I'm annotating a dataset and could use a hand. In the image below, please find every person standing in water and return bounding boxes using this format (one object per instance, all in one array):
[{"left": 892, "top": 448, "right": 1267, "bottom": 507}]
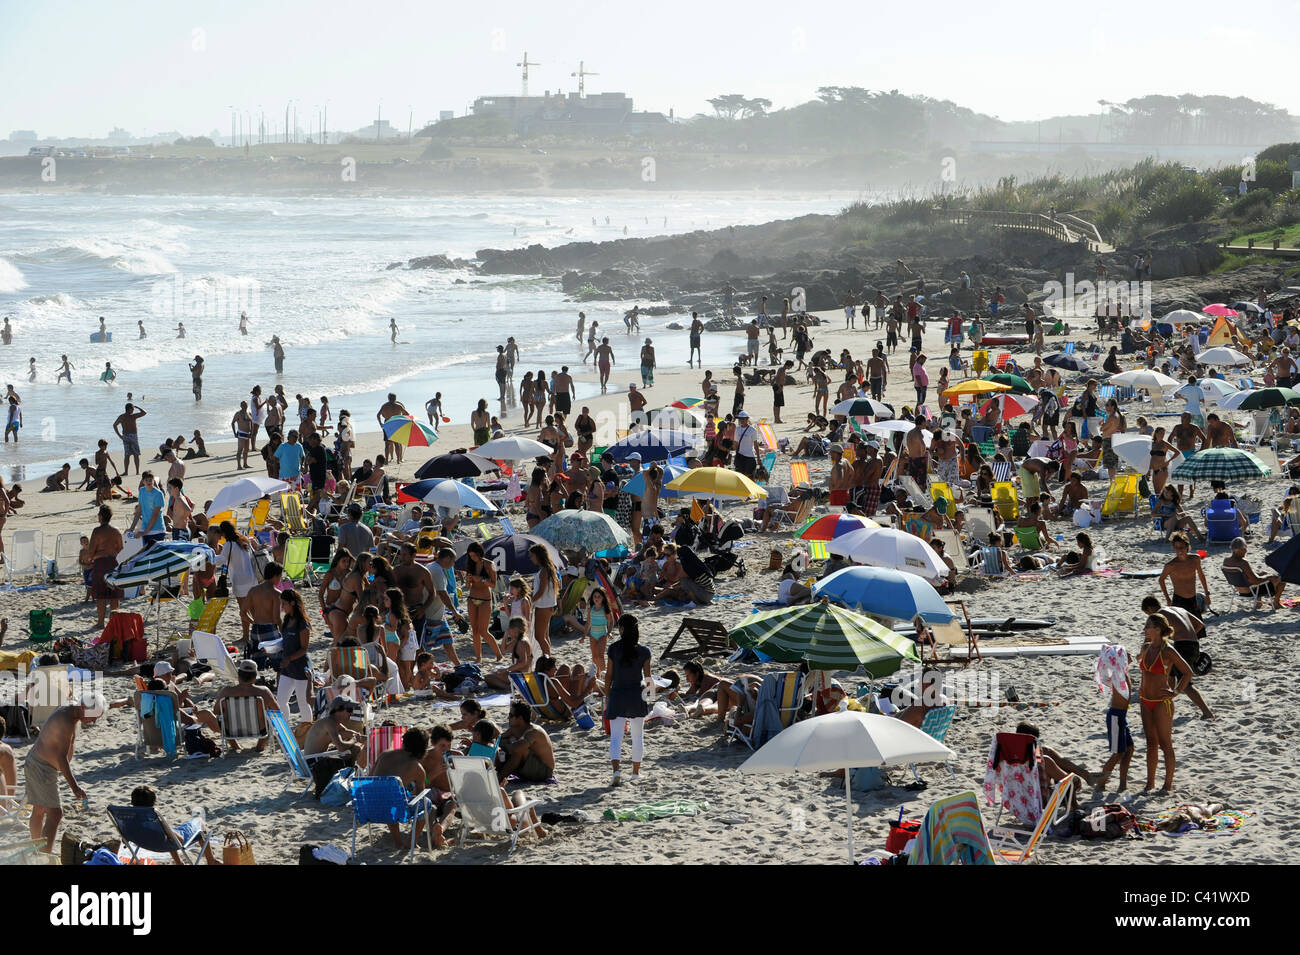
[
  {"left": 688, "top": 311, "right": 704, "bottom": 368},
  {"left": 270, "top": 336, "right": 285, "bottom": 374},
  {"left": 239, "top": 311, "right": 249, "bottom": 336},
  {"left": 137, "top": 320, "right": 146, "bottom": 339},
  {"left": 494, "top": 346, "right": 510, "bottom": 403},
  {"left": 390, "top": 318, "right": 398, "bottom": 343},
  {"left": 189, "top": 355, "right": 204, "bottom": 402},
  {"left": 2, "top": 316, "right": 11, "bottom": 344},
  {"left": 100, "top": 362, "right": 116, "bottom": 384},
  {"left": 576, "top": 311, "right": 586, "bottom": 345},
  {"left": 595, "top": 338, "right": 615, "bottom": 395},
  {"left": 176, "top": 321, "right": 186, "bottom": 338},
  {"left": 56, "top": 354, "right": 74, "bottom": 383},
  {"left": 27, "top": 358, "right": 36, "bottom": 382}
]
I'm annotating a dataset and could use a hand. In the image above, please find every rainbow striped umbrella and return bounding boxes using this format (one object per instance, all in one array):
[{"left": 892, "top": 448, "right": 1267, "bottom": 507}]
[
  {"left": 671, "top": 397, "right": 706, "bottom": 409},
  {"left": 382, "top": 416, "right": 439, "bottom": 448},
  {"left": 798, "top": 513, "right": 880, "bottom": 541}
]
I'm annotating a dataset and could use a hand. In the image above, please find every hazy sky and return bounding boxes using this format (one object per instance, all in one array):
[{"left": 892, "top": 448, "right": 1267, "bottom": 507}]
[{"left": 3, "top": 0, "right": 1299, "bottom": 138}]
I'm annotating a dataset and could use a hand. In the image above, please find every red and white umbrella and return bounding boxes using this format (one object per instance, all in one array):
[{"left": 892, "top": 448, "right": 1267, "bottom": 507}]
[{"left": 978, "top": 393, "right": 1039, "bottom": 419}]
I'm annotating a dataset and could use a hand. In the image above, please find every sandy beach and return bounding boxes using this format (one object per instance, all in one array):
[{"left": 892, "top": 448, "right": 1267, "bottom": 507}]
[{"left": 2, "top": 308, "right": 1295, "bottom": 866}]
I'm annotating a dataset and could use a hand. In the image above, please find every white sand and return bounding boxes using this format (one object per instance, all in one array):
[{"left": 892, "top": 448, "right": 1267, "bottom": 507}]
[{"left": 3, "top": 310, "right": 1295, "bottom": 864}]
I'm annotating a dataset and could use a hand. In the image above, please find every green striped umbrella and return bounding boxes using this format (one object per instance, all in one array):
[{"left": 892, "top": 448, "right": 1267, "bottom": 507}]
[
  {"left": 730, "top": 599, "right": 920, "bottom": 676},
  {"left": 1170, "top": 447, "right": 1271, "bottom": 482}
]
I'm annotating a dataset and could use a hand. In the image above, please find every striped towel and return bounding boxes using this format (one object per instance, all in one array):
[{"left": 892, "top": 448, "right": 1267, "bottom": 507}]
[{"left": 908, "top": 791, "right": 995, "bottom": 865}]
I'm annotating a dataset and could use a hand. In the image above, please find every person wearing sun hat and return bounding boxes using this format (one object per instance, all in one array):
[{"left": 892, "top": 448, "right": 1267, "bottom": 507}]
[{"left": 733, "top": 410, "right": 759, "bottom": 478}]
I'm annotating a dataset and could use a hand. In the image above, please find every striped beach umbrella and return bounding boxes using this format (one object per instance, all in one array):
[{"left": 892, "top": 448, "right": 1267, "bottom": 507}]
[
  {"left": 382, "top": 416, "right": 439, "bottom": 448},
  {"left": 978, "top": 393, "right": 1039, "bottom": 419},
  {"left": 107, "top": 542, "right": 216, "bottom": 588},
  {"left": 1170, "top": 447, "right": 1271, "bottom": 482},
  {"left": 729, "top": 599, "right": 920, "bottom": 674},
  {"left": 670, "top": 397, "right": 706, "bottom": 409}
]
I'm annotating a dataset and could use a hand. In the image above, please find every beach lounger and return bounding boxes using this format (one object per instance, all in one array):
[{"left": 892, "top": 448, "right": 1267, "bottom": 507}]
[
  {"left": 510, "top": 672, "right": 569, "bottom": 722},
  {"left": 1221, "top": 565, "right": 1276, "bottom": 612},
  {"left": 191, "top": 596, "right": 228, "bottom": 637},
  {"left": 807, "top": 540, "right": 829, "bottom": 561},
  {"left": 1101, "top": 474, "right": 1139, "bottom": 518},
  {"left": 218, "top": 696, "right": 270, "bottom": 749},
  {"left": 279, "top": 493, "right": 308, "bottom": 535},
  {"left": 192, "top": 630, "right": 239, "bottom": 682},
  {"left": 268, "top": 709, "right": 326, "bottom": 797},
  {"left": 447, "top": 755, "right": 543, "bottom": 855},
  {"left": 930, "top": 481, "right": 958, "bottom": 513},
  {"left": 328, "top": 647, "right": 370, "bottom": 680},
  {"left": 135, "top": 691, "right": 181, "bottom": 759},
  {"left": 351, "top": 775, "right": 433, "bottom": 864},
  {"left": 788, "top": 460, "right": 812, "bottom": 490},
  {"left": 730, "top": 671, "right": 803, "bottom": 750},
  {"left": 907, "top": 790, "right": 996, "bottom": 865},
  {"left": 758, "top": 450, "right": 778, "bottom": 485},
  {"left": 3, "top": 530, "right": 45, "bottom": 589},
  {"left": 107, "top": 805, "right": 213, "bottom": 865},
  {"left": 908, "top": 704, "right": 958, "bottom": 784},
  {"left": 989, "top": 775, "right": 1076, "bottom": 864},
  {"left": 661, "top": 617, "right": 734, "bottom": 660},
  {"left": 992, "top": 482, "right": 1019, "bottom": 521},
  {"left": 994, "top": 352, "right": 1012, "bottom": 372},
  {"left": 51, "top": 533, "right": 82, "bottom": 581}
]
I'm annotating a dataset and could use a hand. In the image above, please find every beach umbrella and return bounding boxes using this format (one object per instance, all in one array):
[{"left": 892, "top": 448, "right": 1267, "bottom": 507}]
[
  {"left": 649, "top": 406, "right": 707, "bottom": 431},
  {"left": 828, "top": 527, "right": 948, "bottom": 578},
  {"left": 1163, "top": 309, "right": 1206, "bottom": 324},
  {"left": 730, "top": 599, "right": 920, "bottom": 674},
  {"left": 1218, "top": 387, "right": 1300, "bottom": 412},
  {"left": 1265, "top": 532, "right": 1300, "bottom": 584},
  {"left": 670, "top": 397, "right": 706, "bottom": 409},
  {"left": 1109, "top": 369, "right": 1181, "bottom": 392},
  {"left": 1197, "top": 346, "right": 1251, "bottom": 366},
  {"left": 382, "top": 416, "right": 439, "bottom": 448},
  {"left": 942, "top": 379, "right": 1011, "bottom": 398},
  {"left": 1198, "top": 378, "right": 1241, "bottom": 402},
  {"left": 1229, "top": 301, "right": 1265, "bottom": 316},
  {"left": 1044, "top": 352, "right": 1091, "bottom": 372},
  {"left": 622, "top": 463, "right": 690, "bottom": 500},
  {"left": 474, "top": 435, "right": 552, "bottom": 461},
  {"left": 865, "top": 420, "right": 932, "bottom": 447},
  {"left": 202, "top": 476, "right": 289, "bottom": 517},
  {"left": 531, "top": 509, "right": 630, "bottom": 553},
  {"left": 455, "top": 534, "right": 560, "bottom": 575},
  {"left": 413, "top": 478, "right": 497, "bottom": 513},
  {"left": 978, "top": 393, "right": 1039, "bottom": 419},
  {"left": 831, "top": 396, "right": 894, "bottom": 418},
  {"left": 107, "top": 542, "right": 216, "bottom": 588},
  {"left": 813, "top": 566, "right": 956, "bottom": 624},
  {"left": 798, "top": 513, "right": 880, "bottom": 541},
  {"left": 412, "top": 451, "right": 499, "bottom": 479},
  {"left": 1202, "top": 304, "right": 1238, "bottom": 317},
  {"left": 1110, "top": 434, "right": 1155, "bottom": 472},
  {"left": 1170, "top": 447, "right": 1271, "bottom": 482},
  {"left": 739, "top": 711, "right": 954, "bottom": 864},
  {"left": 987, "top": 373, "right": 1033, "bottom": 395},
  {"left": 605, "top": 429, "right": 701, "bottom": 463},
  {"left": 666, "top": 466, "right": 766, "bottom": 499}
]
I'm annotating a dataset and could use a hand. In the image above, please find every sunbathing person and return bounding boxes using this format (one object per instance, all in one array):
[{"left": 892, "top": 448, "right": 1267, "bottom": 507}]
[
  {"left": 303, "top": 698, "right": 364, "bottom": 764},
  {"left": 1016, "top": 721, "right": 1092, "bottom": 791},
  {"left": 484, "top": 617, "right": 533, "bottom": 692},
  {"left": 370, "top": 728, "right": 435, "bottom": 851},
  {"left": 127, "top": 785, "right": 219, "bottom": 864},
  {"left": 535, "top": 655, "right": 598, "bottom": 709},
  {"left": 211, "top": 659, "right": 280, "bottom": 752},
  {"left": 1222, "top": 536, "right": 1285, "bottom": 610},
  {"left": 497, "top": 701, "right": 555, "bottom": 783},
  {"left": 715, "top": 674, "right": 761, "bottom": 728},
  {"left": 682, "top": 660, "right": 724, "bottom": 717},
  {"left": 1056, "top": 532, "right": 1099, "bottom": 577}
]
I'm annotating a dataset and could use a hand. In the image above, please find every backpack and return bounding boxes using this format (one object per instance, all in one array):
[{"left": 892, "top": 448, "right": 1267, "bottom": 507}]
[{"left": 1080, "top": 804, "right": 1137, "bottom": 839}]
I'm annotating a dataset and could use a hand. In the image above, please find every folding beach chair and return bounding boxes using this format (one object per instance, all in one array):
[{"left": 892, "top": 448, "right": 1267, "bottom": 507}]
[
  {"left": 4, "top": 530, "right": 45, "bottom": 588},
  {"left": 51, "top": 533, "right": 82, "bottom": 581},
  {"left": 268, "top": 709, "right": 323, "bottom": 797},
  {"left": 729, "top": 671, "right": 803, "bottom": 750},
  {"left": 769, "top": 493, "right": 814, "bottom": 533},
  {"left": 930, "top": 481, "right": 958, "bottom": 513},
  {"left": 447, "top": 755, "right": 543, "bottom": 855},
  {"left": 135, "top": 691, "right": 181, "bottom": 758},
  {"left": 1061, "top": 341, "right": 1076, "bottom": 356},
  {"left": 1100, "top": 474, "right": 1139, "bottom": 518},
  {"left": 907, "top": 790, "right": 996, "bottom": 865},
  {"left": 661, "top": 617, "right": 734, "bottom": 659},
  {"left": 908, "top": 705, "right": 958, "bottom": 784},
  {"left": 351, "top": 775, "right": 434, "bottom": 864},
  {"left": 757, "top": 423, "right": 778, "bottom": 452},
  {"left": 788, "top": 460, "right": 812, "bottom": 489},
  {"left": 328, "top": 647, "right": 370, "bottom": 681},
  {"left": 948, "top": 351, "right": 969, "bottom": 379},
  {"left": 191, "top": 597, "right": 228, "bottom": 637},
  {"left": 191, "top": 630, "right": 239, "bottom": 681},
  {"left": 107, "top": 805, "right": 212, "bottom": 865},
  {"left": 279, "top": 493, "right": 308, "bottom": 535},
  {"left": 309, "top": 535, "right": 335, "bottom": 576},
  {"left": 992, "top": 482, "right": 1019, "bottom": 521},
  {"left": 807, "top": 540, "right": 829, "bottom": 561},
  {"left": 990, "top": 461, "right": 1013, "bottom": 484},
  {"left": 498, "top": 515, "right": 517, "bottom": 537},
  {"left": 985, "top": 731, "right": 1044, "bottom": 828},
  {"left": 365, "top": 724, "right": 409, "bottom": 771},
  {"left": 1013, "top": 525, "right": 1043, "bottom": 552},
  {"left": 510, "top": 671, "right": 569, "bottom": 722},
  {"left": 976, "top": 544, "right": 1009, "bottom": 578},
  {"left": 994, "top": 353, "right": 1012, "bottom": 372},
  {"left": 1221, "top": 565, "right": 1276, "bottom": 612},
  {"left": 247, "top": 498, "right": 272, "bottom": 535},
  {"left": 759, "top": 450, "right": 778, "bottom": 484},
  {"left": 989, "top": 775, "right": 1076, "bottom": 864},
  {"left": 972, "top": 350, "right": 989, "bottom": 376},
  {"left": 283, "top": 537, "right": 312, "bottom": 584},
  {"left": 1097, "top": 384, "right": 1117, "bottom": 404},
  {"left": 218, "top": 696, "right": 270, "bottom": 750}
]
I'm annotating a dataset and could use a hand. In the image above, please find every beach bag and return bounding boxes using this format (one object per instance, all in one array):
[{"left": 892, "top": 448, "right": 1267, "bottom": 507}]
[
  {"left": 319, "top": 767, "right": 355, "bottom": 807},
  {"left": 767, "top": 549, "right": 784, "bottom": 571},
  {"left": 1137, "top": 475, "right": 1151, "bottom": 499},
  {"left": 184, "top": 725, "right": 221, "bottom": 758},
  {"left": 1080, "top": 804, "right": 1136, "bottom": 840},
  {"left": 71, "top": 641, "right": 110, "bottom": 672},
  {"left": 222, "top": 831, "right": 256, "bottom": 865},
  {"left": 885, "top": 819, "right": 921, "bottom": 854}
]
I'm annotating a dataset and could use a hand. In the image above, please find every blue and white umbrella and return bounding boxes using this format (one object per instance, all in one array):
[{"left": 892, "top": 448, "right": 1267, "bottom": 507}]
[
  {"left": 812, "top": 566, "right": 955, "bottom": 624},
  {"left": 412, "top": 478, "right": 498, "bottom": 513},
  {"left": 621, "top": 463, "right": 691, "bottom": 500}
]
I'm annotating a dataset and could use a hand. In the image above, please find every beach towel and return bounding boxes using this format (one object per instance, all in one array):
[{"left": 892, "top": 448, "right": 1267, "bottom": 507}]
[
  {"left": 601, "top": 799, "right": 709, "bottom": 822},
  {"left": 1095, "top": 644, "right": 1130, "bottom": 697},
  {"left": 983, "top": 733, "right": 1043, "bottom": 827},
  {"left": 1137, "top": 807, "right": 1253, "bottom": 836},
  {"left": 749, "top": 674, "right": 786, "bottom": 749},
  {"left": 430, "top": 693, "right": 511, "bottom": 709},
  {"left": 908, "top": 791, "right": 996, "bottom": 865}
]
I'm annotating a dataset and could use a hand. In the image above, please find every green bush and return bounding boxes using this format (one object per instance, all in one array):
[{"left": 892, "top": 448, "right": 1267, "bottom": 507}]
[
  {"left": 1142, "top": 172, "right": 1222, "bottom": 224},
  {"left": 1226, "top": 187, "right": 1275, "bottom": 220},
  {"left": 1253, "top": 159, "right": 1293, "bottom": 193}
]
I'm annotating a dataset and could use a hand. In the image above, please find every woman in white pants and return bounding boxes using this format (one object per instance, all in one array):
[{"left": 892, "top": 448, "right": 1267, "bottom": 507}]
[
  {"left": 605, "top": 614, "right": 653, "bottom": 785},
  {"left": 276, "top": 589, "right": 315, "bottom": 720}
]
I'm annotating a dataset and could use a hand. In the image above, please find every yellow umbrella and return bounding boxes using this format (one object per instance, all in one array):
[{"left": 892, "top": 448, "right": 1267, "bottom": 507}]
[
  {"left": 666, "top": 466, "right": 767, "bottom": 499},
  {"left": 942, "top": 379, "right": 1012, "bottom": 398}
]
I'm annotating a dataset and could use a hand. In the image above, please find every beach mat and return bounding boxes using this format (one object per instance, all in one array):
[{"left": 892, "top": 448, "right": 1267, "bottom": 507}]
[{"left": 602, "top": 799, "right": 709, "bottom": 822}]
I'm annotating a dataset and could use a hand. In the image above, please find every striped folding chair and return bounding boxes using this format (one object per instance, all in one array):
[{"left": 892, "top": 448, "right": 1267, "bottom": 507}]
[
  {"left": 1061, "top": 342, "right": 1076, "bottom": 356},
  {"left": 909, "top": 704, "right": 958, "bottom": 783},
  {"left": 990, "top": 461, "right": 1013, "bottom": 484},
  {"left": 758, "top": 423, "right": 778, "bottom": 451},
  {"left": 907, "top": 790, "right": 996, "bottom": 865},
  {"left": 328, "top": 647, "right": 370, "bottom": 680},
  {"left": 789, "top": 461, "right": 812, "bottom": 488},
  {"left": 218, "top": 696, "right": 270, "bottom": 749},
  {"left": 510, "top": 671, "right": 570, "bottom": 722},
  {"left": 807, "top": 540, "right": 829, "bottom": 561},
  {"left": 191, "top": 597, "right": 228, "bottom": 637},
  {"left": 365, "top": 724, "right": 409, "bottom": 772}
]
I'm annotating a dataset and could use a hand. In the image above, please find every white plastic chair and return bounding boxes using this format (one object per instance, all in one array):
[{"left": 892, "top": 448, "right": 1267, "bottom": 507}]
[
  {"left": 4, "top": 530, "right": 45, "bottom": 588},
  {"left": 52, "top": 533, "right": 82, "bottom": 580},
  {"left": 447, "top": 756, "right": 543, "bottom": 855}
]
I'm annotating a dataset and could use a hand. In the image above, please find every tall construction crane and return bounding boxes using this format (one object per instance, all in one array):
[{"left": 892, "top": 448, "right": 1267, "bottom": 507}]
[
  {"left": 571, "top": 61, "right": 599, "bottom": 97},
  {"left": 517, "top": 52, "right": 540, "bottom": 97}
]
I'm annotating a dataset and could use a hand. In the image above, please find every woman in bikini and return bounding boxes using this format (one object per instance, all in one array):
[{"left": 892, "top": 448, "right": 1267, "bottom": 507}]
[
  {"left": 461, "top": 541, "right": 502, "bottom": 663},
  {"left": 518, "top": 372, "right": 535, "bottom": 428},
  {"left": 383, "top": 587, "right": 417, "bottom": 690},
  {"left": 318, "top": 548, "right": 354, "bottom": 641},
  {"left": 681, "top": 660, "right": 725, "bottom": 717},
  {"left": 532, "top": 369, "right": 549, "bottom": 425},
  {"left": 340, "top": 551, "right": 372, "bottom": 636},
  {"left": 1137, "top": 613, "right": 1192, "bottom": 793},
  {"left": 1149, "top": 426, "right": 1173, "bottom": 496},
  {"left": 529, "top": 543, "right": 560, "bottom": 656},
  {"left": 524, "top": 467, "right": 548, "bottom": 530}
]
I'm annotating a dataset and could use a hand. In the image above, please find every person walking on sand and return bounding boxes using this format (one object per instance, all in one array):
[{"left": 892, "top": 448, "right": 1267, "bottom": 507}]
[
  {"left": 595, "top": 338, "right": 615, "bottom": 395},
  {"left": 606, "top": 614, "right": 653, "bottom": 786},
  {"left": 688, "top": 311, "right": 704, "bottom": 368},
  {"left": 1137, "top": 613, "right": 1192, "bottom": 793},
  {"left": 112, "top": 402, "right": 147, "bottom": 475},
  {"left": 56, "top": 354, "right": 74, "bottom": 383},
  {"left": 425, "top": 392, "right": 443, "bottom": 429},
  {"left": 25, "top": 695, "right": 104, "bottom": 852}
]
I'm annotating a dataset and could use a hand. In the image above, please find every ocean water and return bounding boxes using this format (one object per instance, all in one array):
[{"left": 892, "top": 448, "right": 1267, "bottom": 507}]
[{"left": 0, "top": 191, "right": 858, "bottom": 480}]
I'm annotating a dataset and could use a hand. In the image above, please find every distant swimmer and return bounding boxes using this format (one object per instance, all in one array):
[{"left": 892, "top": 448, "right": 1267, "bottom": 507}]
[
  {"left": 98, "top": 316, "right": 107, "bottom": 337},
  {"left": 239, "top": 311, "right": 249, "bottom": 335},
  {"left": 513, "top": 227, "right": 517, "bottom": 237},
  {"left": 270, "top": 335, "right": 285, "bottom": 374},
  {"left": 138, "top": 320, "right": 146, "bottom": 339},
  {"left": 505, "top": 336, "right": 520, "bottom": 378},
  {"left": 591, "top": 218, "right": 596, "bottom": 227},
  {"left": 576, "top": 311, "right": 586, "bottom": 344},
  {"left": 2, "top": 317, "right": 12, "bottom": 345},
  {"left": 189, "top": 355, "right": 204, "bottom": 402},
  {"left": 56, "top": 354, "right": 74, "bottom": 383},
  {"left": 623, "top": 226, "right": 628, "bottom": 235},
  {"left": 100, "top": 362, "right": 116, "bottom": 384},
  {"left": 390, "top": 318, "right": 398, "bottom": 344},
  {"left": 425, "top": 392, "right": 443, "bottom": 428},
  {"left": 605, "top": 216, "right": 610, "bottom": 225},
  {"left": 176, "top": 322, "right": 186, "bottom": 338},
  {"left": 28, "top": 358, "right": 36, "bottom": 382}
]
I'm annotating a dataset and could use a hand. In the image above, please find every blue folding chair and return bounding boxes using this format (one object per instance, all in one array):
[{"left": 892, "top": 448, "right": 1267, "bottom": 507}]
[
  {"left": 268, "top": 709, "right": 320, "bottom": 797},
  {"left": 909, "top": 705, "right": 958, "bottom": 783},
  {"left": 351, "top": 775, "right": 433, "bottom": 864},
  {"left": 106, "top": 805, "right": 211, "bottom": 864}
]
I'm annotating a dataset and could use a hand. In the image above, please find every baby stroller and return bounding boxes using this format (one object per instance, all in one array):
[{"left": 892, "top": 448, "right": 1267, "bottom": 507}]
[{"left": 701, "top": 519, "right": 746, "bottom": 578}]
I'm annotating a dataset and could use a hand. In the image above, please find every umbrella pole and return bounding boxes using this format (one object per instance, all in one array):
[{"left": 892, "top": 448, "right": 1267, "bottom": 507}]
[{"left": 845, "top": 765, "right": 855, "bottom": 865}]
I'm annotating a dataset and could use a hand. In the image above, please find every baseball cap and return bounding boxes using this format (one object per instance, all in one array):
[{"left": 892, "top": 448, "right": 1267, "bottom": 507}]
[
  {"left": 627, "top": 452, "right": 642, "bottom": 462},
  {"left": 237, "top": 659, "right": 258, "bottom": 675},
  {"left": 153, "top": 660, "right": 173, "bottom": 676}
]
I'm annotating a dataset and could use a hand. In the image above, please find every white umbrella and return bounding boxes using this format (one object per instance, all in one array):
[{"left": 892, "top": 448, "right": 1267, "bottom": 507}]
[
  {"left": 1163, "top": 309, "right": 1206, "bottom": 324},
  {"left": 1218, "top": 389, "right": 1265, "bottom": 411},
  {"left": 828, "top": 527, "right": 947, "bottom": 578},
  {"left": 831, "top": 396, "right": 894, "bottom": 418},
  {"left": 202, "top": 476, "right": 289, "bottom": 517},
  {"left": 864, "top": 420, "right": 932, "bottom": 447},
  {"left": 739, "top": 711, "right": 954, "bottom": 863},
  {"left": 1199, "top": 378, "right": 1240, "bottom": 403},
  {"left": 1108, "top": 369, "right": 1181, "bottom": 391},
  {"left": 1110, "top": 434, "right": 1154, "bottom": 472},
  {"left": 474, "top": 436, "right": 553, "bottom": 461},
  {"left": 1197, "top": 346, "right": 1251, "bottom": 366},
  {"left": 418, "top": 479, "right": 498, "bottom": 513}
]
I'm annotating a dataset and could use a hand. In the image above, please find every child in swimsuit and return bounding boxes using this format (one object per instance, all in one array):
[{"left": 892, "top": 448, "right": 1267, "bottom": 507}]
[{"left": 585, "top": 588, "right": 612, "bottom": 683}]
